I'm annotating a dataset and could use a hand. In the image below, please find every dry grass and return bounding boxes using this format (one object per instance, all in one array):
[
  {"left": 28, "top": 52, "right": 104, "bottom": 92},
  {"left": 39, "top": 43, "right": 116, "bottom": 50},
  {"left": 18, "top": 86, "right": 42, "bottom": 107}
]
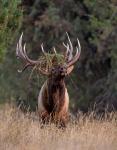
[{"left": 0, "top": 104, "right": 117, "bottom": 150}]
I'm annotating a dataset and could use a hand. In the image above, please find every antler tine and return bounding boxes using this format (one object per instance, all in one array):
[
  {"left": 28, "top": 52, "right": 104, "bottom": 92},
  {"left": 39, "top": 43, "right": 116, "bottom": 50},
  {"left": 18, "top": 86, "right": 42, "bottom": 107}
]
[
  {"left": 77, "top": 38, "right": 81, "bottom": 55},
  {"left": 67, "top": 37, "right": 81, "bottom": 67},
  {"left": 41, "top": 43, "right": 46, "bottom": 55},
  {"left": 63, "top": 42, "right": 71, "bottom": 61},
  {"left": 73, "top": 38, "right": 81, "bottom": 57},
  {"left": 16, "top": 33, "right": 50, "bottom": 75},
  {"left": 66, "top": 32, "right": 73, "bottom": 51},
  {"left": 63, "top": 43, "right": 69, "bottom": 53},
  {"left": 53, "top": 47, "right": 57, "bottom": 54},
  {"left": 16, "top": 33, "right": 28, "bottom": 63},
  {"left": 16, "top": 33, "right": 34, "bottom": 72},
  {"left": 23, "top": 42, "right": 34, "bottom": 63},
  {"left": 66, "top": 32, "right": 73, "bottom": 58},
  {"left": 63, "top": 32, "right": 74, "bottom": 62},
  {"left": 19, "top": 33, "right": 25, "bottom": 57}
]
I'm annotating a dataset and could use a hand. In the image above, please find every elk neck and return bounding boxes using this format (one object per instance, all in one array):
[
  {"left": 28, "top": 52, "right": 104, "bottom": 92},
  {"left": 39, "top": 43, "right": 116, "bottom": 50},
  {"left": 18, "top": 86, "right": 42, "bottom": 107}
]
[
  {"left": 48, "top": 75, "right": 65, "bottom": 85},
  {"left": 45, "top": 76, "right": 66, "bottom": 113}
]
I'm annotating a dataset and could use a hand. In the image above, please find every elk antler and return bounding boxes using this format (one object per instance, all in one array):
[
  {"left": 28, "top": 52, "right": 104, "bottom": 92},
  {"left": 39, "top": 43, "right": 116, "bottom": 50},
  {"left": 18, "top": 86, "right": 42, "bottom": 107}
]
[
  {"left": 63, "top": 32, "right": 81, "bottom": 67},
  {"left": 16, "top": 33, "right": 49, "bottom": 75}
]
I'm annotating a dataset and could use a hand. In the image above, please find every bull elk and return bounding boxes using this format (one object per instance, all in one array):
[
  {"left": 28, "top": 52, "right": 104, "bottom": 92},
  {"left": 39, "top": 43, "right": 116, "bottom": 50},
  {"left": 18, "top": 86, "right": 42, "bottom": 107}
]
[{"left": 16, "top": 33, "right": 81, "bottom": 127}]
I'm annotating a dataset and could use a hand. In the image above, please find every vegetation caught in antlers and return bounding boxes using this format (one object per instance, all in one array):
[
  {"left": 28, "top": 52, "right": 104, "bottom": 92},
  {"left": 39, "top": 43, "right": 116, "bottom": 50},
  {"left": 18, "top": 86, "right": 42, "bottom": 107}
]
[{"left": 16, "top": 32, "right": 81, "bottom": 75}]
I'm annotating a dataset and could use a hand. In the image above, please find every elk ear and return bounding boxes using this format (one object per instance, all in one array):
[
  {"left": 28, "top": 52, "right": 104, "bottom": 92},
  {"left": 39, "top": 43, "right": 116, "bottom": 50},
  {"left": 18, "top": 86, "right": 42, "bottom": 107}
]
[{"left": 67, "top": 65, "right": 74, "bottom": 75}]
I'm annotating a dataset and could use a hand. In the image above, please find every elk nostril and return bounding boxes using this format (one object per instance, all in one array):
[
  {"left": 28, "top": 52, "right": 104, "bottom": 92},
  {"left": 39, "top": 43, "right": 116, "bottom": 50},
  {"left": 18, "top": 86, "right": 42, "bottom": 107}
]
[
  {"left": 60, "top": 69, "right": 64, "bottom": 73},
  {"left": 51, "top": 69, "right": 56, "bottom": 74}
]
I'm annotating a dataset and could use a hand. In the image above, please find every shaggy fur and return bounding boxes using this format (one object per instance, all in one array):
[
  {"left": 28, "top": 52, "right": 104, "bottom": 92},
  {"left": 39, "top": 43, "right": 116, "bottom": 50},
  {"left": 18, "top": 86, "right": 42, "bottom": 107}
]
[{"left": 38, "top": 77, "right": 69, "bottom": 127}]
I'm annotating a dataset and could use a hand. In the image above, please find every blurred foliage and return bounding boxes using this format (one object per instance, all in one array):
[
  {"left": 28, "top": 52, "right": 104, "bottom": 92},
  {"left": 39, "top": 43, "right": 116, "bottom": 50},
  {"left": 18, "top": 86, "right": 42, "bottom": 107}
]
[
  {"left": 0, "top": 0, "right": 22, "bottom": 61},
  {"left": 0, "top": 0, "right": 117, "bottom": 113}
]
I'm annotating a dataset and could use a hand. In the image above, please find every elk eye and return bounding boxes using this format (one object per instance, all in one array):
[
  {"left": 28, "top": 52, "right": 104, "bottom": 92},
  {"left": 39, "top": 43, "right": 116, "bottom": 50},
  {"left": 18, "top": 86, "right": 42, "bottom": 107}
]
[{"left": 60, "top": 67, "right": 64, "bottom": 71}]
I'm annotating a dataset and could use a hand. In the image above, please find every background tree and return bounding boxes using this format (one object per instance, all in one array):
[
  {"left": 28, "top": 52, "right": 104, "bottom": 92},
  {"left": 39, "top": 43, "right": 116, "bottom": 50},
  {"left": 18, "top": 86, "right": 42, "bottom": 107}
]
[
  {"left": 0, "top": 0, "right": 117, "bottom": 113},
  {"left": 0, "top": 0, "right": 22, "bottom": 101},
  {"left": 0, "top": 0, "right": 22, "bottom": 61}
]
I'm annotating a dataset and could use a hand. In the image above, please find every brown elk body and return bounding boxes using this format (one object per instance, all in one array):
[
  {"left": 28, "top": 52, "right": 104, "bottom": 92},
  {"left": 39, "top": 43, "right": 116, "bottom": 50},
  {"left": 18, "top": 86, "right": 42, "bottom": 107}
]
[{"left": 16, "top": 33, "right": 81, "bottom": 127}]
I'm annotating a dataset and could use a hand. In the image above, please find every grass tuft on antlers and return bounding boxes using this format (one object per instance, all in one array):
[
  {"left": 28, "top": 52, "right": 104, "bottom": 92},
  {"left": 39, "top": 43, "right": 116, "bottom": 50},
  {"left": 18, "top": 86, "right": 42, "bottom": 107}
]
[{"left": 29, "top": 52, "right": 65, "bottom": 78}]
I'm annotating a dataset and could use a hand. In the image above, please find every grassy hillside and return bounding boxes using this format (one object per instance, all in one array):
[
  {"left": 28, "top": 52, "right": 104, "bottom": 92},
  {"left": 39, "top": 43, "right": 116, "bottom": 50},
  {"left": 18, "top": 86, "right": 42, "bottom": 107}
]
[{"left": 0, "top": 104, "right": 117, "bottom": 150}]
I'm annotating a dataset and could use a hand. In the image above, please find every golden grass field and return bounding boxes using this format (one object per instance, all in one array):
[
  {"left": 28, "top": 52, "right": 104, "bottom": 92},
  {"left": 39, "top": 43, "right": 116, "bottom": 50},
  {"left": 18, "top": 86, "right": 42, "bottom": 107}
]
[{"left": 0, "top": 104, "right": 117, "bottom": 150}]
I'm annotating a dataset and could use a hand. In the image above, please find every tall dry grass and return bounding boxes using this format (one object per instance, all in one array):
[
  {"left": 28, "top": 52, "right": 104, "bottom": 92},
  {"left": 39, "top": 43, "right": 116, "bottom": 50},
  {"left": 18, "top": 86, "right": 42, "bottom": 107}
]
[{"left": 0, "top": 104, "right": 117, "bottom": 150}]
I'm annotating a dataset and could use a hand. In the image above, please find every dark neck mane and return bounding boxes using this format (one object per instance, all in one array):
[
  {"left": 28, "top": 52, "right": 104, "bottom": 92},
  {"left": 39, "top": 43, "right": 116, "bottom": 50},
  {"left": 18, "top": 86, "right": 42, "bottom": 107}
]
[{"left": 44, "top": 77, "right": 66, "bottom": 113}]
